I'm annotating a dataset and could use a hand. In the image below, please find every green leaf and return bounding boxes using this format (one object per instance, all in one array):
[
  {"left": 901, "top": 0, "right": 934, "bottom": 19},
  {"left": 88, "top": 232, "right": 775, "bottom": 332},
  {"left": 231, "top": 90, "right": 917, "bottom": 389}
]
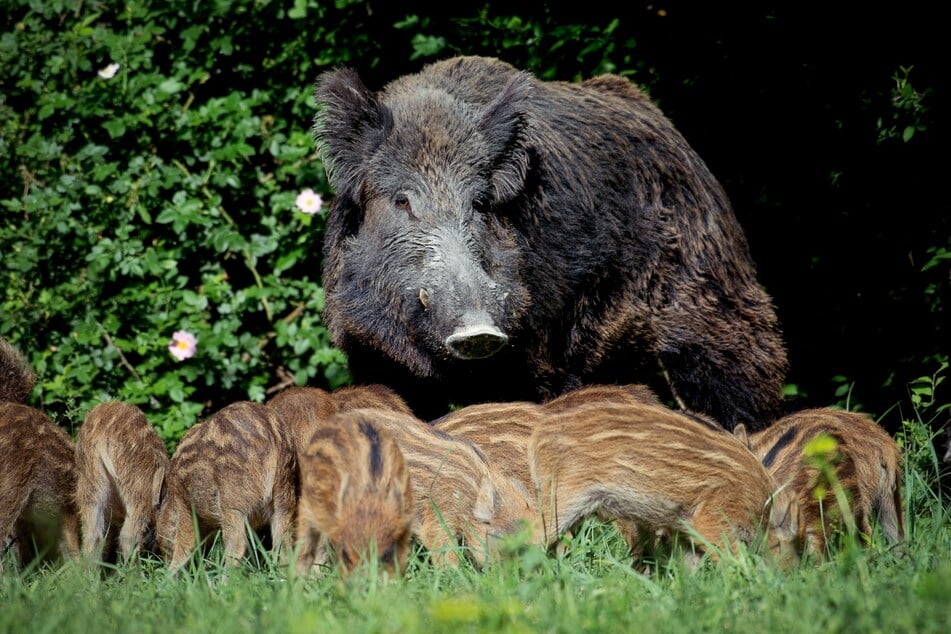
[
  {"left": 102, "top": 119, "right": 126, "bottom": 138},
  {"left": 159, "top": 78, "right": 184, "bottom": 94},
  {"left": 288, "top": 0, "right": 308, "bottom": 19}
]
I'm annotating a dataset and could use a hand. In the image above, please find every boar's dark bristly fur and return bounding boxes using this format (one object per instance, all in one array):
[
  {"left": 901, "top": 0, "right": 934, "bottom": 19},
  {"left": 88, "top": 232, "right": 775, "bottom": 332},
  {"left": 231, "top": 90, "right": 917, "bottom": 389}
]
[{"left": 313, "top": 55, "right": 787, "bottom": 429}]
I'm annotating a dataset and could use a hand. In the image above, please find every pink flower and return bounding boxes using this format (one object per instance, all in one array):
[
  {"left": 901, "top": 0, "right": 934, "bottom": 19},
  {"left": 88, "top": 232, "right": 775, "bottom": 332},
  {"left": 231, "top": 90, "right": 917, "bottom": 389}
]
[
  {"left": 168, "top": 330, "right": 197, "bottom": 361},
  {"left": 295, "top": 188, "right": 323, "bottom": 215}
]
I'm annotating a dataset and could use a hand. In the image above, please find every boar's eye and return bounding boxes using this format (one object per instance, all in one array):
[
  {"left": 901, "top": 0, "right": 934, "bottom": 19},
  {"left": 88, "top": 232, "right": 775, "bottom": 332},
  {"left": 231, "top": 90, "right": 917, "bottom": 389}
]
[
  {"left": 393, "top": 193, "right": 416, "bottom": 219},
  {"left": 472, "top": 196, "right": 491, "bottom": 215}
]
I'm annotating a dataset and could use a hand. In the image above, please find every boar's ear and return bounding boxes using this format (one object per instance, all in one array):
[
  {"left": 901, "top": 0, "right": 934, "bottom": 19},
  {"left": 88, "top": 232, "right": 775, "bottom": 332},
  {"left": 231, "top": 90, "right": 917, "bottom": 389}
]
[
  {"left": 313, "top": 67, "right": 393, "bottom": 195},
  {"left": 479, "top": 72, "right": 532, "bottom": 204}
]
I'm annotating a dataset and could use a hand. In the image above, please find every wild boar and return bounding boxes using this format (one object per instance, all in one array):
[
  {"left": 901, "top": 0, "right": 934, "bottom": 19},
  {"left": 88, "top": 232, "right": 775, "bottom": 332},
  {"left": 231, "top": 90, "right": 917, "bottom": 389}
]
[
  {"left": 0, "top": 337, "right": 80, "bottom": 573},
  {"left": 313, "top": 54, "right": 787, "bottom": 430},
  {"left": 74, "top": 401, "right": 169, "bottom": 563},
  {"left": 266, "top": 386, "right": 339, "bottom": 453},
  {"left": 332, "top": 383, "right": 414, "bottom": 416},
  {"left": 295, "top": 409, "right": 414, "bottom": 576},
  {"left": 155, "top": 401, "right": 298, "bottom": 574},
  {"left": 528, "top": 401, "right": 803, "bottom": 567},
  {"left": 735, "top": 407, "right": 905, "bottom": 556},
  {"left": 432, "top": 400, "right": 545, "bottom": 496},
  {"left": 352, "top": 407, "right": 535, "bottom": 567},
  {"left": 0, "top": 404, "right": 81, "bottom": 573}
]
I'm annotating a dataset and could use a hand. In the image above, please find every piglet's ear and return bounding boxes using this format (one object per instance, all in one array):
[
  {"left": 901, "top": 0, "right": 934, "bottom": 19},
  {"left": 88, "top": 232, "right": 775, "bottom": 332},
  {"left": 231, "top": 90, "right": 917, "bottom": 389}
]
[
  {"left": 733, "top": 423, "right": 750, "bottom": 449},
  {"left": 472, "top": 477, "right": 496, "bottom": 524},
  {"left": 313, "top": 67, "right": 393, "bottom": 192},
  {"left": 768, "top": 487, "right": 802, "bottom": 546},
  {"left": 479, "top": 72, "right": 532, "bottom": 204},
  {"left": 152, "top": 466, "right": 168, "bottom": 510}
]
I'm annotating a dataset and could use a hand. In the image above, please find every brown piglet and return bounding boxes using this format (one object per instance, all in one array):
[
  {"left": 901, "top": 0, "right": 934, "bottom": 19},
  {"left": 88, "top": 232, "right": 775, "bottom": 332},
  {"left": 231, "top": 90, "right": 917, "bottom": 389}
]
[
  {"left": 356, "top": 407, "right": 535, "bottom": 568},
  {"left": 434, "top": 384, "right": 665, "bottom": 554},
  {"left": 74, "top": 401, "right": 169, "bottom": 563},
  {"left": 295, "top": 409, "right": 414, "bottom": 577},
  {"left": 432, "top": 400, "right": 546, "bottom": 497},
  {"left": 332, "top": 383, "right": 414, "bottom": 415},
  {"left": 528, "top": 401, "right": 804, "bottom": 567},
  {"left": 541, "top": 383, "right": 662, "bottom": 413},
  {"left": 266, "top": 386, "right": 339, "bottom": 454},
  {"left": 0, "top": 403, "right": 81, "bottom": 573},
  {"left": 156, "top": 401, "right": 297, "bottom": 574},
  {"left": 433, "top": 384, "right": 662, "bottom": 496},
  {"left": 1, "top": 337, "right": 79, "bottom": 573},
  {"left": 265, "top": 383, "right": 412, "bottom": 454},
  {"left": 735, "top": 407, "right": 905, "bottom": 557}
]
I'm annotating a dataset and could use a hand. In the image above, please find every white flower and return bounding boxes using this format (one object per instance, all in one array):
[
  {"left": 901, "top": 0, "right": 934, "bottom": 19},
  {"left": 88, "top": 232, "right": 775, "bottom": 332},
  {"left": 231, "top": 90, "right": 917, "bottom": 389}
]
[
  {"left": 295, "top": 188, "right": 323, "bottom": 215},
  {"left": 98, "top": 63, "right": 120, "bottom": 79}
]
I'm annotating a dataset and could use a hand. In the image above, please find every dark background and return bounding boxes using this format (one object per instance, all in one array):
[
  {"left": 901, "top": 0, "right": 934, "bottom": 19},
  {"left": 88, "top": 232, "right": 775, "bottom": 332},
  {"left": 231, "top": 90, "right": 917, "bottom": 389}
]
[
  {"left": 343, "top": 2, "right": 949, "bottom": 434},
  {"left": 628, "top": 4, "right": 948, "bottom": 433}
]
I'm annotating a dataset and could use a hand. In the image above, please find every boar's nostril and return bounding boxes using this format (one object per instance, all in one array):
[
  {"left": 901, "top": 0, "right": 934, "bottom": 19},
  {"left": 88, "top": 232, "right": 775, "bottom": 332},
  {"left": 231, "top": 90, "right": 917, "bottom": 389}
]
[{"left": 445, "top": 324, "right": 508, "bottom": 360}]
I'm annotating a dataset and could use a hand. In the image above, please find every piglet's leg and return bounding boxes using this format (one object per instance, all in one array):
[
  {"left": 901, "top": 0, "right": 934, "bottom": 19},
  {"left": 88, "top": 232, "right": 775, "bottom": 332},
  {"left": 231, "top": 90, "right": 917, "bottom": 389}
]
[
  {"left": 118, "top": 505, "right": 148, "bottom": 562},
  {"left": 220, "top": 509, "right": 248, "bottom": 568},
  {"left": 167, "top": 505, "right": 197, "bottom": 575},
  {"left": 78, "top": 480, "right": 109, "bottom": 561},
  {"left": 59, "top": 509, "right": 81, "bottom": 563},
  {"left": 270, "top": 484, "right": 297, "bottom": 564},
  {"left": 0, "top": 488, "right": 30, "bottom": 572}
]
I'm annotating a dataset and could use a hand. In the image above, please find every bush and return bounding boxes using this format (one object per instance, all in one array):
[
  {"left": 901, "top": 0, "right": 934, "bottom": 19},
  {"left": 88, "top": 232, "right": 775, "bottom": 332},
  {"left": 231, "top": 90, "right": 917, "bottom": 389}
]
[
  {"left": 0, "top": 0, "right": 631, "bottom": 443},
  {"left": 0, "top": 0, "right": 374, "bottom": 442}
]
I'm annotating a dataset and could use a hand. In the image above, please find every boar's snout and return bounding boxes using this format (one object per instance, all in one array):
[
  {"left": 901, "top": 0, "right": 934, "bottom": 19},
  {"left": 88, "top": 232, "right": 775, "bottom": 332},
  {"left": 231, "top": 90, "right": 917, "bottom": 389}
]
[{"left": 445, "top": 312, "right": 508, "bottom": 360}]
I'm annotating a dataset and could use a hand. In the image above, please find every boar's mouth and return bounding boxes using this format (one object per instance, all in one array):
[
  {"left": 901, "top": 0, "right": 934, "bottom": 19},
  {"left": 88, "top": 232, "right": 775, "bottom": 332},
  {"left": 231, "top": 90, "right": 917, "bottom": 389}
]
[{"left": 444, "top": 323, "right": 509, "bottom": 360}]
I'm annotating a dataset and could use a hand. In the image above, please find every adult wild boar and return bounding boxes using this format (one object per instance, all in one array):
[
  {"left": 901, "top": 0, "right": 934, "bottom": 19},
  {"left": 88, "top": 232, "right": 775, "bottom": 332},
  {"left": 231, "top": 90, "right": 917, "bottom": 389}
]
[{"left": 313, "top": 55, "right": 787, "bottom": 429}]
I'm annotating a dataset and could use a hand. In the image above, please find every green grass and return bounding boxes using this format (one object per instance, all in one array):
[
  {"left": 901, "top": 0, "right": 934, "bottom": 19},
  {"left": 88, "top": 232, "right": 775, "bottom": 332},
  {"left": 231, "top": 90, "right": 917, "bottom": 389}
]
[
  {"left": 3, "top": 424, "right": 950, "bottom": 634},
  {"left": 2, "top": 517, "right": 949, "bottom": 634}
]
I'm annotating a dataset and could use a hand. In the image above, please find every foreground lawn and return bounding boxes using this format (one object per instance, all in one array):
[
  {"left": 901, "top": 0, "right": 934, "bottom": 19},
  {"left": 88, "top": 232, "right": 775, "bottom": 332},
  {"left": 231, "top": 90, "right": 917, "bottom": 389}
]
[
  {"left": 4, "top": 411, "right": 950, "bottom": 633},
  {"left": 3, "top": 506, "right": 949, "bottom": 634}
]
